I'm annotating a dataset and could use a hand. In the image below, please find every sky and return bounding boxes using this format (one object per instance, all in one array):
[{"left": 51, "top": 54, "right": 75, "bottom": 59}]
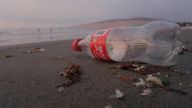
[{"left": 0, "top": 0, "right": 192, "bottom": 28}]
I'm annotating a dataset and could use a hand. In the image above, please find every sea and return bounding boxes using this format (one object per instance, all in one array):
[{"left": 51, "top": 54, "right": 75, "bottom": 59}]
[{"left": 0, "top": 27, "right": 93, "bottom": 46}]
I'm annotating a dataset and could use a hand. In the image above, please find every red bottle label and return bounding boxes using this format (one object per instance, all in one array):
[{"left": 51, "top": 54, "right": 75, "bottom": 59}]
[{"left": 90, "top": 29, "right": 111, "bottom": 61}]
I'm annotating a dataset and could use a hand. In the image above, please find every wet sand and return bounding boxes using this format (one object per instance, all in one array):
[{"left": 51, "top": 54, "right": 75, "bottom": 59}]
[{"left": 0, "top": 29, "right": 192, "bottom": 108}]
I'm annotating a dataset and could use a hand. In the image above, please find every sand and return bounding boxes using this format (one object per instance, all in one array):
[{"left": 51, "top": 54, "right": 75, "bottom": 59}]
[{"left": 0, "top": 29, "right": 192, "bottom": 108}]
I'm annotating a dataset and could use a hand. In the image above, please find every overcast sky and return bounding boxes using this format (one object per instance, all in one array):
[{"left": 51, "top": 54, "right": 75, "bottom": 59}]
[{"left": 0, "top": 0, "right": 192, "bottom": 28}]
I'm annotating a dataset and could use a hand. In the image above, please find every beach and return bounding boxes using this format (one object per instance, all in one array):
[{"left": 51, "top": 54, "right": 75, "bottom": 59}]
[{"left": 0, "top": 28, "right": 192, "bottom": 108}]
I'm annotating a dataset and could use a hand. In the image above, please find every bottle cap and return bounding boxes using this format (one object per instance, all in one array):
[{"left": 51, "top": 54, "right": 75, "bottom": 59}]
[{"left": 71, "top": 39, "right": 83, "bottom": 52}]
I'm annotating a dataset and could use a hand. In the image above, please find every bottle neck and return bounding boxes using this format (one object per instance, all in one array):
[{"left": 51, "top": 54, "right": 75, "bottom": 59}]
[
  {"left": 76, "top": 40, "right": 83, "bottom": 52},
  {"left": 78, "top": 40, "right": 84, "bottom": 46},
  {"left": 72, "top": 39, "right": 83, "bottom": 52}
]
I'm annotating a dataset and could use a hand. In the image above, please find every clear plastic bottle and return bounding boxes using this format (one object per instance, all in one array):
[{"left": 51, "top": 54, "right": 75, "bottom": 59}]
[{"left": 72, "top": 21, "right": 182, "bottom": 66}]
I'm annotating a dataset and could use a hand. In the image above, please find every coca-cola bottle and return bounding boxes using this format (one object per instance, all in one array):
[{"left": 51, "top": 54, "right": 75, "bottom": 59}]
[{"left": 72, "top": 21, "right": 182, "bottom": 66}]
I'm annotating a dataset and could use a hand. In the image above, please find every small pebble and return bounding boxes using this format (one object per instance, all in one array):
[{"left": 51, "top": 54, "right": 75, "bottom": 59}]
[
  {"left": 189, "top": 84, "right": 192, "bottom": 87},
  {"left": 165, "top": 74, "right": 169, "bottom": 78},
  {"left": 174, "top": 69, "right": 180, "bottom": 72},
  {"left": 185, "top": 70, "right": 190, "bottom": 74},
  {"left": 179, "top": 83, "right": 183, "bottom": 86},
  {"left": 31, "top": 81, "right": 34, "bottom": 84},
  {"left": 58, "top": 87, "right": 64, "bottom": 92},
  {"left": 104, "top": 105, "right": 114, "bottom": 108}
]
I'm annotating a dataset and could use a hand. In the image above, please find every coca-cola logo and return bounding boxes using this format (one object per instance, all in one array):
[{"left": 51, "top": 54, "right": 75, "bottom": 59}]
[{"left": 90, "top": 29, "right": 111, "bottom": 61}]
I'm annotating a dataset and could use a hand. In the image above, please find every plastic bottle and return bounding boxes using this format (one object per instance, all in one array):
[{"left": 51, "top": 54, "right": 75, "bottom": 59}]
[{"left": 72, "top": 21, "right": 182, "bottom": 66}]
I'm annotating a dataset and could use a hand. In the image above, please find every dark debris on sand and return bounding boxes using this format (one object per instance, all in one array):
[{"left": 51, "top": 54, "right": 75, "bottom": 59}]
[{"left": 57, "top": 64, "right": 81, "bottom": 87}]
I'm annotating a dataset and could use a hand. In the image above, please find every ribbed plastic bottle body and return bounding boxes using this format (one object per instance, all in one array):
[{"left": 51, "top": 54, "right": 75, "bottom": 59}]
[{"left": 106, "top": 21, "right": 182, "bottom": 66}]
